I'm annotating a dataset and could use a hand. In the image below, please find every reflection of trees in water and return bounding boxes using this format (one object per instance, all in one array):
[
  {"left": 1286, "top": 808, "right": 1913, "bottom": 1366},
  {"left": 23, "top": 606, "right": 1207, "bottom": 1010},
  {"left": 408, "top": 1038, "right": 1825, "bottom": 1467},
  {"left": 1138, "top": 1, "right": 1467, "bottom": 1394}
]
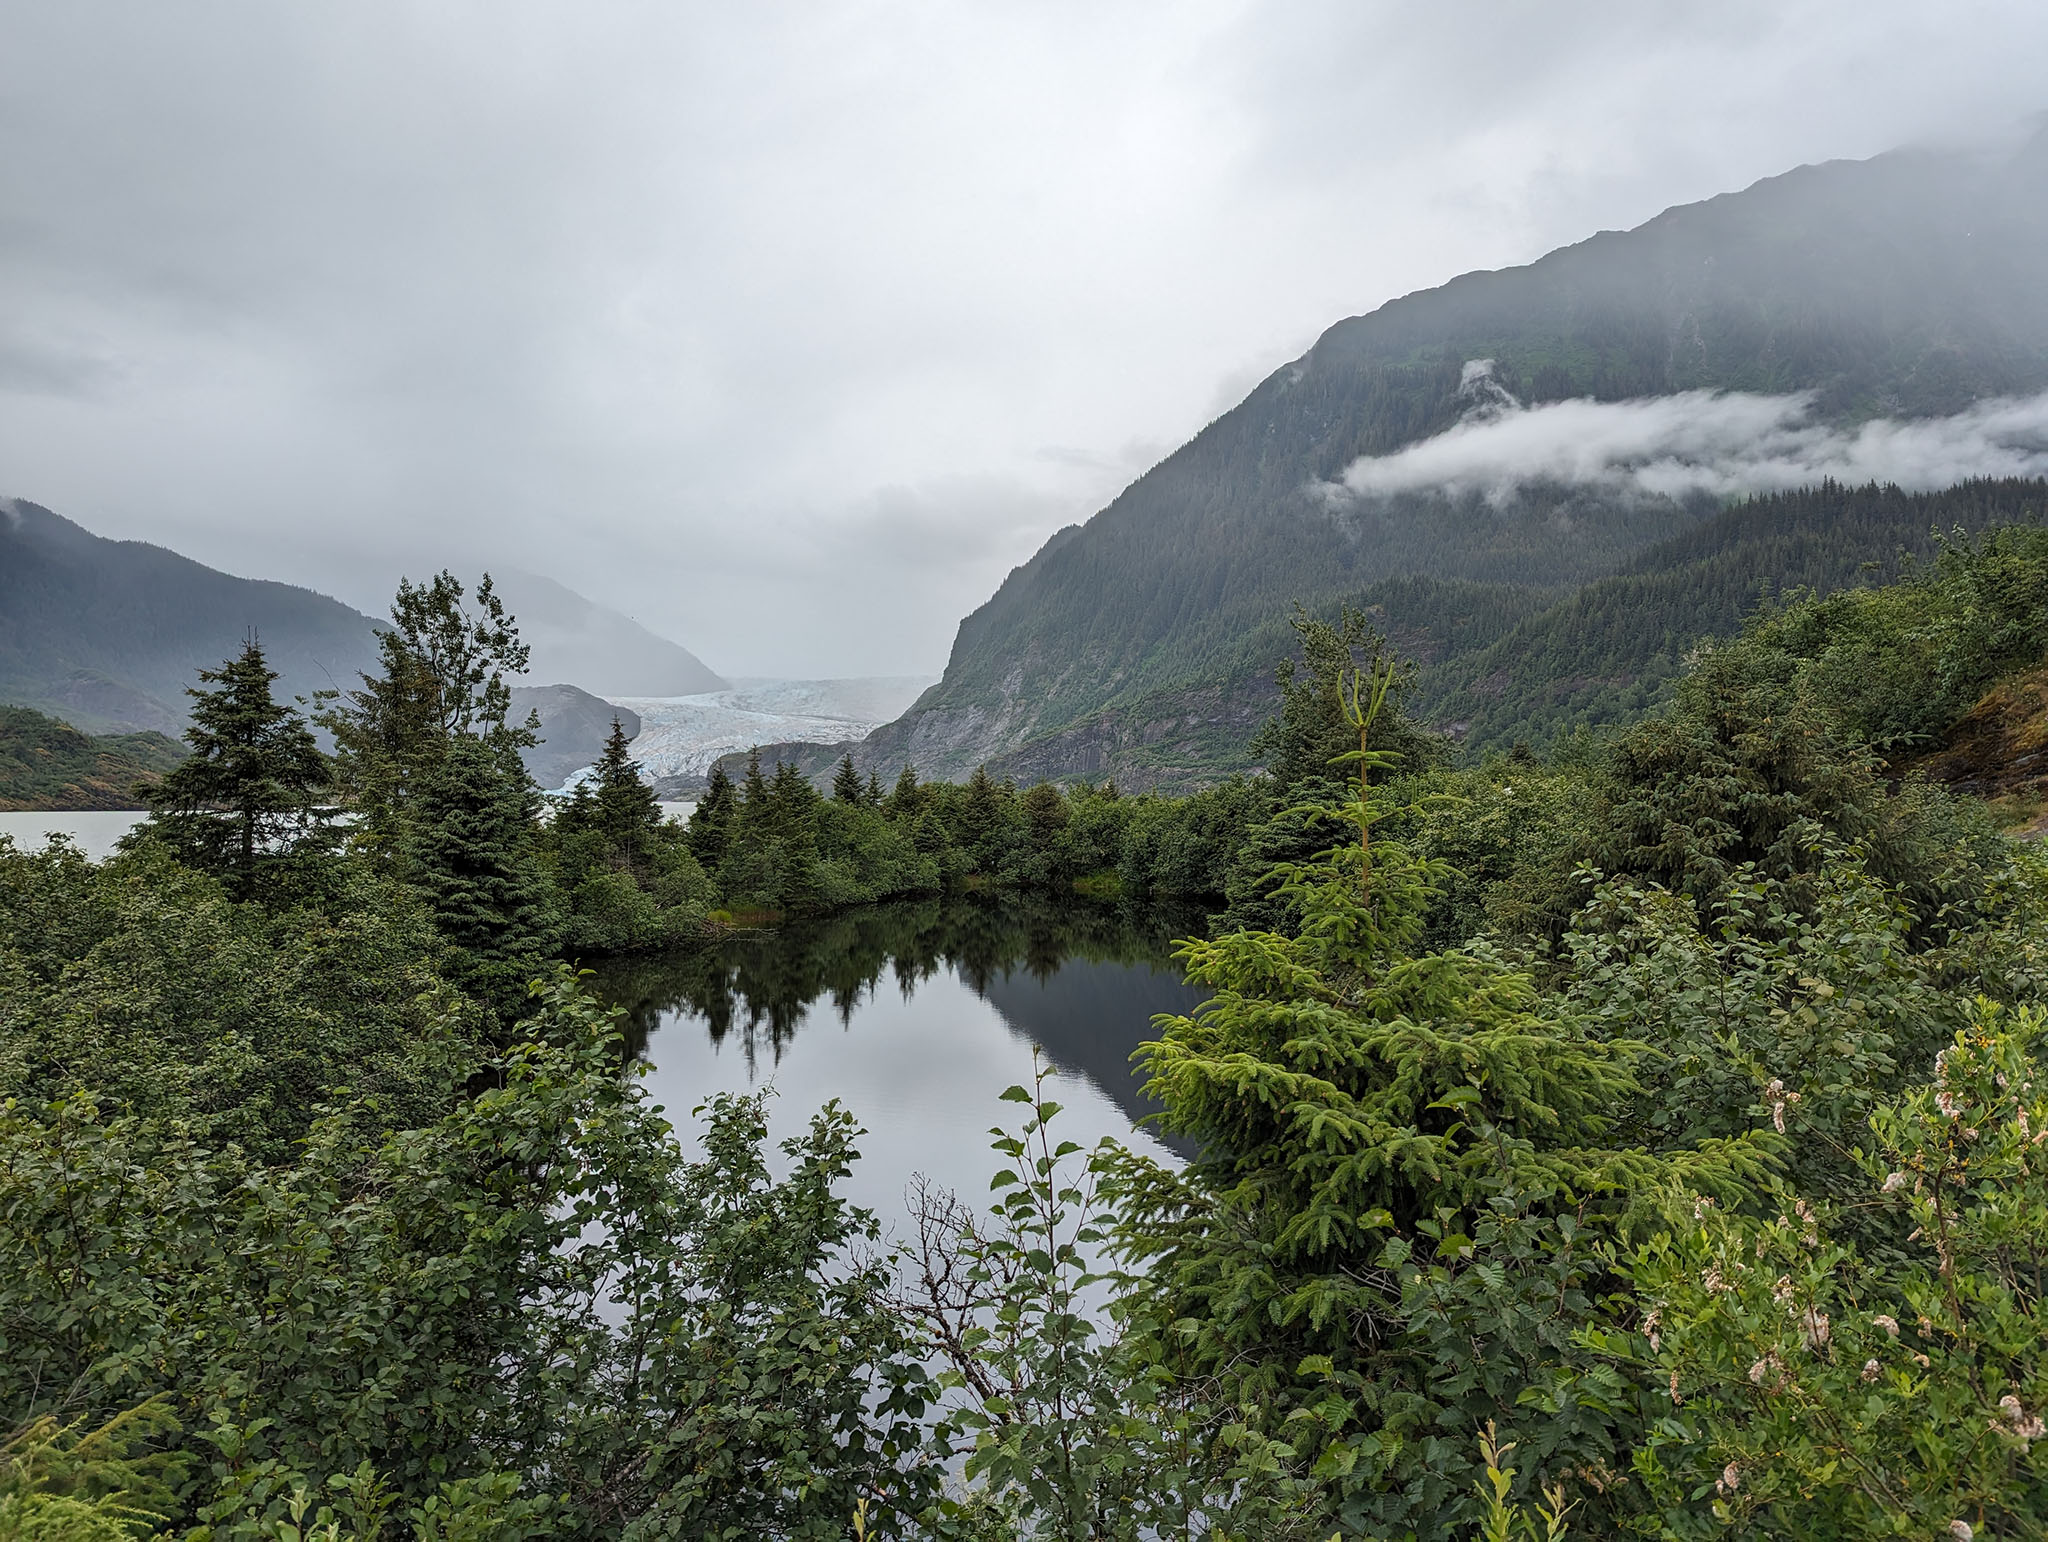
[{"left": 588, "top": 894, "right": 1208, "bottom": 1075}]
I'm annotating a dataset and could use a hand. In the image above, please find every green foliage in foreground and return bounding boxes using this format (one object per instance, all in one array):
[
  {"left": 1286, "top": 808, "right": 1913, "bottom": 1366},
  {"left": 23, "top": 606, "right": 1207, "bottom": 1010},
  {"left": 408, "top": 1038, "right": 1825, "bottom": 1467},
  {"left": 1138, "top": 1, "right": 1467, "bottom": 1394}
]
[{"left": 9, "top": 535, "right": 2048, "bottom": 1536}]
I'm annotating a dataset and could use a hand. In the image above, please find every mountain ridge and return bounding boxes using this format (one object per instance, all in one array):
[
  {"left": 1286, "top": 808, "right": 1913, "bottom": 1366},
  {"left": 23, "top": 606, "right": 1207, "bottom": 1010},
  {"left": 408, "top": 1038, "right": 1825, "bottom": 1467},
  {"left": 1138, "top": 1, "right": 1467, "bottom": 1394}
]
[
  {"left": 0, "top": 501, "right": 709, "bottom": 789},
  {"left": 854, "top": 128, "right": 2048, "bottom": 784}
]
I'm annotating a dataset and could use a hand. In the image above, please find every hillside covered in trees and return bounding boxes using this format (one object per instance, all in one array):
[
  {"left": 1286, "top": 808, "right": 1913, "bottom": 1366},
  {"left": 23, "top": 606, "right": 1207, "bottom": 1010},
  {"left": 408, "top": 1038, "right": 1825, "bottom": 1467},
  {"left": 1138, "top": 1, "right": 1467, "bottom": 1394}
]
[
  {"left": 0, "top": 704, "right": 184, "bottom": 809},
  {"left": 0, "top": 501, "right": 717, "bottom": 748},
  {"left": 853, "top": 129, "right": 2048, "bottom": 786},
  {"left": 1414, "top": 476, "right": 2048, "bottom": 751}
]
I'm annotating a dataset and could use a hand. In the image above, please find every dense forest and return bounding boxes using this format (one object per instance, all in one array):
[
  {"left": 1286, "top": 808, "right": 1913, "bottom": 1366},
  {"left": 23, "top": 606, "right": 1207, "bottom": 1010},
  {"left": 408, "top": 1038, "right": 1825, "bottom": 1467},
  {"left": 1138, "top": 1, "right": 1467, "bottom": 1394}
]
[
  {"left": 7, "top": 527, "right": 2048, "bottom": 1536},
  {"left": 1414, "top": 477, "right": 2048, "bottom": 752},
  {"left": 840, "top": 477, "right": 2048, "bottom": 790}
]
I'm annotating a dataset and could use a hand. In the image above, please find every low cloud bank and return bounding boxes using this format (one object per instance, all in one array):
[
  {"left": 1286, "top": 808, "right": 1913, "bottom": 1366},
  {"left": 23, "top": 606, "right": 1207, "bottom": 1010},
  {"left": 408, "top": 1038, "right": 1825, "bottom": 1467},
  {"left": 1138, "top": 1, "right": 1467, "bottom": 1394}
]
[{"left": 1322, "top": 382, "right": 2048, "bottom": 507}]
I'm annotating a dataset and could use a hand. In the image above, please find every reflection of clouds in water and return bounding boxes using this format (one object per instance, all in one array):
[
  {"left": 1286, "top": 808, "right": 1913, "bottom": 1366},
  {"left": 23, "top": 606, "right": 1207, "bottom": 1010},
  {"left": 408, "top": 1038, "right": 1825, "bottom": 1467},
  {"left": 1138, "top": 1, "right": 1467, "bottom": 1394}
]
[{"left": 636, "top": 961, "right": 1183, "bottom": 1245}]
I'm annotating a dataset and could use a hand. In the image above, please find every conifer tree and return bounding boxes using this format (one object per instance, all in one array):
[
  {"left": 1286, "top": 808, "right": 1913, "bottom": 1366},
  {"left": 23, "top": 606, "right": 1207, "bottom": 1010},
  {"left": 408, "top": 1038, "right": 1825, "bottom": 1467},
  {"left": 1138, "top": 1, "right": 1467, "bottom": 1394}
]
[
  {"left": 767, "top": 759, "right": 820, "bottom": 837},
  {"left": 832, "top": 754, "right": 863, "bottom": 805},
  {"left": 403, "top": 735, "right": 557, "bottom": 1012},
  {"left": 687, "top": 763, "right": 737, "bottom": 870},
  {"left": 589, "top": 717, "right": 662, "bottom": 865},
  {"left": 142, "top": 638, "right": 332, "bottom": 898},
  {"left": 1115, "top": 663, "right": 1771, "bottom": 1535},
  {"left": 884, "top": 764, "right": 921, "bottom": 821},
  {"left": 741, "top": 747, "right": 768, "bottom": 809},
  {"left": 316, "top": 571, "right": 537, "bottom": 847},
  {"left": 1020, "top": 781, "right": 1069, "bottom": 849},
  {"left": 953, "top": 764, "right": 1013, "bottom": 872},
  {"left": 864, "top": 771, "right": 885, "bottom": 807}
]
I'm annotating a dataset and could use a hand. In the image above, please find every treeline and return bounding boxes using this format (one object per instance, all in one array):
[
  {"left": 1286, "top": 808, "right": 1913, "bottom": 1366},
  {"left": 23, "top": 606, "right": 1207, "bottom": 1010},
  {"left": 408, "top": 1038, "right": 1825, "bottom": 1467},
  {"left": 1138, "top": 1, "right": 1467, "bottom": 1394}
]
[
  {"left": 8, "top": 530, "right": 2048, "bottom": 1535},
  {"left": 1416, "top": 477, "right": 2048, "bottom": 751}
]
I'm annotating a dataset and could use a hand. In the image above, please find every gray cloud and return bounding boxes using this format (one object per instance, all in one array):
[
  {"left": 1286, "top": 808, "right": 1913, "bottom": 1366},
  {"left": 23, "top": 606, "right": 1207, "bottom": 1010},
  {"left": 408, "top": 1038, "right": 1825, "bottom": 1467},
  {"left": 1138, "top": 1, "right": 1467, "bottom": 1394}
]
[
  {"left": 1325, "top": 387, "right": 2048, "bottom": 506},
  {"left": 2, "top": 2, "right": 2046, "bottom": 674}
]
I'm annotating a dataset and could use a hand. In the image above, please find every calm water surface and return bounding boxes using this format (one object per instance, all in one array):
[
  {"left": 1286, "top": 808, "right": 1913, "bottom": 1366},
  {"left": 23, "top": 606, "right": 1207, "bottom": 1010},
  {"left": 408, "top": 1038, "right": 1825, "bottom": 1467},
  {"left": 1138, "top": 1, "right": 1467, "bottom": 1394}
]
[
  {"left": 590, "top": 897, "right": 1208, "bottom": 1238},
  {"left": 0, "top": 813, "right": 1200, "bottom": 1237},
  {"left": 0, "top": 809, "right": 144, "bottom": 860},
  {"left": 0, "top": 804, "right": 695, "bottom": 863}
]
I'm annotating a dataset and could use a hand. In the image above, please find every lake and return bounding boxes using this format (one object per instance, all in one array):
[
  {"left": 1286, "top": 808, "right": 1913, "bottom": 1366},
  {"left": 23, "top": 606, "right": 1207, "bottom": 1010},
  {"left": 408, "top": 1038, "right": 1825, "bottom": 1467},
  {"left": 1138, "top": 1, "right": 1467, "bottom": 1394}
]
[
  {"left": 0, "top": 809, "right": 145, "bottom": 860},
  {"left": 0, "top": 811, "right": 1209, "bottom": 1236},
  {"left": 590, "top": 895, "right": 1209, "bottom": 1239},
  {"left": 0, "top": 802, "right": 697, "bottom": 863}
]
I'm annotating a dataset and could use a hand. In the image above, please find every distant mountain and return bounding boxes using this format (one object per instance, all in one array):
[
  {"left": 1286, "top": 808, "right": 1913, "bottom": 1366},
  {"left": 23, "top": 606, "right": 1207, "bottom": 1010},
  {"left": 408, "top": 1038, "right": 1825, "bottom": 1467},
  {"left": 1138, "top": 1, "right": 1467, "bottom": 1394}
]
[
  {"left": 0, "top": 500, "right": 383, "bottom": 734},
  {"left": 863, "top": 128, "right": 2048, "bottom": 785},
  {"left": 0, "top": 704, "right": 185, "bottom": 811},
  {"left": 0, "top": 505, "right": 718, "bottom": 792},
  {"left": 511, "top": 685, "right": 640, "bottom": 791},
  {"left": 492, "top": 570, "right": 726, "bottom": 698}
]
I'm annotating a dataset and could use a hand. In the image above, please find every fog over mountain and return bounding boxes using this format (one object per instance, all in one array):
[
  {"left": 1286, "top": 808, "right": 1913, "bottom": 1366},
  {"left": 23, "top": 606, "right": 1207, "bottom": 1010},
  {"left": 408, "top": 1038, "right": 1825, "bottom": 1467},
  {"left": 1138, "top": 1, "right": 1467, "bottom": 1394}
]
[
  {"left": 3, "top": 3, "right": 2046, "bottom": 676},
  {"left": 490, "top": 570, "right": 726, "bottom": 699},
  {"left": 1330, "top": 384, "right": 2048, "bottom": 507},
  {"left": 839, "top": 127, "right": 2048, "bottom": 786}
]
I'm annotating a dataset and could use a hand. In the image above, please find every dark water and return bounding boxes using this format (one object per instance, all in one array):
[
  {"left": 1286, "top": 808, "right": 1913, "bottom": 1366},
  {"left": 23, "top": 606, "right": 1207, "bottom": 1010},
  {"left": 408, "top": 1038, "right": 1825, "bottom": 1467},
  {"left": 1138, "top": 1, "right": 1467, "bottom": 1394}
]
[{"left": 589, "top": 896, "right": 1208, "bottom": 1236}]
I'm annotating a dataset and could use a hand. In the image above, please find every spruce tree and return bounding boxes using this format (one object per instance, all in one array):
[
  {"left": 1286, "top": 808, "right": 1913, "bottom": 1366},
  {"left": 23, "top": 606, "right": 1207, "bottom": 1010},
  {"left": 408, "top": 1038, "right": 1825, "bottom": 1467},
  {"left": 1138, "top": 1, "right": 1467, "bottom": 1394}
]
[
  {"left": 1117, "top": 665, "right": 1771, "bottom": 1535},
  {"left": 767, "top": 759, "right": 820, "bottom": 836},
  {"left": 954, "top": 764, "right": 1012, "bottom": 872},
  {"left": 864, "top": 771, "right": 885, "bottom": 807},
  {"left": 590, "top": 717, "right": 662, "bottom": 864},
  {"left": 316, "top": 570, "right": 537, "bottom": 849},
  {"left": 832, "top": 754, "right": 863, "bottom": 805},
  {"left": 884, "top": 764, "right": 921, "bottom": 821},
  {"left": 142, "top": 638, "right": 332, "bottom": 898},
  {"left": 1020, "top": 780, "right": 1069, "bottom": 849},
  {"left": 403, "top": 735, "right": 557, "bottom": 1013},
  {"left": 687, "top": 763, "right": 737, "bottom": 870}
]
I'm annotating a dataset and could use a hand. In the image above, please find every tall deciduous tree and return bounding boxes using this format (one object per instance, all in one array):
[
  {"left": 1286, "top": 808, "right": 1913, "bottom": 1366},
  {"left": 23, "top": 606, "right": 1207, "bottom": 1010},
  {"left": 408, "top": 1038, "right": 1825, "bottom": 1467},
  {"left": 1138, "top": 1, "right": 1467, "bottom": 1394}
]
[{"left": 140, "top": 638, "right": 331, "bottom": 898}]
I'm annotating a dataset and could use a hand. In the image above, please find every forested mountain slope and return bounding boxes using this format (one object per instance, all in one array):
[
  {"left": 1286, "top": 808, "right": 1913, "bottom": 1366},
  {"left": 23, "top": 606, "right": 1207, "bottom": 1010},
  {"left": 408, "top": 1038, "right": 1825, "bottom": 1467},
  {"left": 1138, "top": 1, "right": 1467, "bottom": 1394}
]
[
  {"left": 0, "top": 503, "right": 717, "bottom": 751},
  {"left": 0, "top": 704, "right": 184, "bottom": 809},
  {"left": 1418, "top": 477, "right": 2048, "bottom": 751},
  {"left": 865, "top": 129, "right": 2048, "bottom": 783},
  {"left": 0, "top": 500, "right": 383, "bottom": 734}
]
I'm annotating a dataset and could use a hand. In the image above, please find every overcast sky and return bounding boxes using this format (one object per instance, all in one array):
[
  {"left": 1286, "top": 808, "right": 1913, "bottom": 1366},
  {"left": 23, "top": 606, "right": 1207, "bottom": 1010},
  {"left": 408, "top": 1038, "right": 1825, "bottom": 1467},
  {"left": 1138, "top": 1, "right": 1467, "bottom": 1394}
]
[{"left": 3, "top": 3, "right": 2045, "bottom": 677}]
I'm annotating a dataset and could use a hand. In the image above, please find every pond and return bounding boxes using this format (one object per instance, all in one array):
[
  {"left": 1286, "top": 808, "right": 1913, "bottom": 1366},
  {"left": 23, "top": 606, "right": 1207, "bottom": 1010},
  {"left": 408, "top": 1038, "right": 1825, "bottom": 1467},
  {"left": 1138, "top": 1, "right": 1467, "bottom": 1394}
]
[{"left": 589, "top": 895, "right": 1211, "bottom": 1241}]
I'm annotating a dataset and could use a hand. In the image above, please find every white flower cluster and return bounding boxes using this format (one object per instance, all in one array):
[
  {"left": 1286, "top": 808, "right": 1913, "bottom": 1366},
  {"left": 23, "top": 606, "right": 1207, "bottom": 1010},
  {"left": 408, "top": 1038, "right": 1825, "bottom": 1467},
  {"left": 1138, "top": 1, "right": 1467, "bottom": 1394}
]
[
  {"left": 1995, "top": 1393, "right": 2046, "bottom": 1447},
  {"left": 1763, "top": 1077, "right": 1802, "bottom": 1134}
]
